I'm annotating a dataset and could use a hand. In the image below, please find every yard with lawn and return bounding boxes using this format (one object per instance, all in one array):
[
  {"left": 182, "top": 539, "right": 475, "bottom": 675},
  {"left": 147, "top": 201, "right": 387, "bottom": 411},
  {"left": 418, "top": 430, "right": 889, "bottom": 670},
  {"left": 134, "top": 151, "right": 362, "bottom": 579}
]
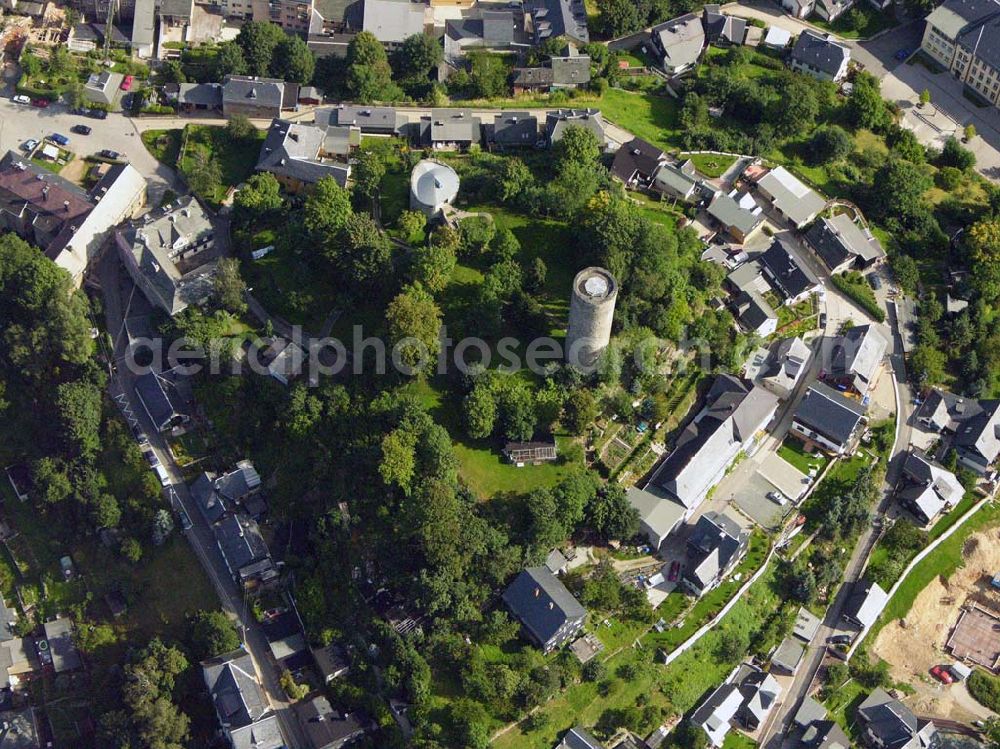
[
  {"left": 141, "top": 128, "right": 182, "bottom": 168},
  {"left": 778, "top": 438, "right": 829, "bottom": 475},
  {"left": 822, "top": 677, "right": 867, "bottom": 737},
  {"left": 179, "top": 124, "right": 267, "bottom": 206},
  {"left": 811, "top": 5, "right": 897, "bottom": 38},
  {"left": 681, "top": 152, "right": 739, "bottom": 179}
]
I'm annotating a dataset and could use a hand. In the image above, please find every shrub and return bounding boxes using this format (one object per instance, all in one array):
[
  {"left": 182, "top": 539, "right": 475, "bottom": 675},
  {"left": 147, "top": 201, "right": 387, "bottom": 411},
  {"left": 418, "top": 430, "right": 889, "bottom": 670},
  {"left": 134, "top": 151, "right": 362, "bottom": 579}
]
[
  {"left": 830, "top": 273, "right": 886, "bottom": 322},
  {"left": 968, "top": 670, "right": 1000, "bottom": 712}
]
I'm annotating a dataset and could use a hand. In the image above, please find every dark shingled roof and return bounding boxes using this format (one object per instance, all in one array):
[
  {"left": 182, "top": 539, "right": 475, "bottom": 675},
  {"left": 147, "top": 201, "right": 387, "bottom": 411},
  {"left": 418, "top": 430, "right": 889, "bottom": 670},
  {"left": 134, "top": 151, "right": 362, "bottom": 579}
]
[
  {"left": 134, "top": 371, "right": 181, "bottom": 431},
  {"left": 794, "top": 382, "right": 865, "bottom": 446},
  {"left": 759, "top": 236, "right": 817, "bottom": 300},
  {"left": 610, "top": 136, "right": 665, "bottom": 183},
  {"left": 791, "top": 30, "right": 849, "bottom": 77},
  {"left": 857, "top": 687, "right": 928, "bottom": 749},
  {"left": 502, "top": 567, "right": 586, "bottom": 647},
  {"left": 488, "top": 112, "right": 539, "bottom": 146}
]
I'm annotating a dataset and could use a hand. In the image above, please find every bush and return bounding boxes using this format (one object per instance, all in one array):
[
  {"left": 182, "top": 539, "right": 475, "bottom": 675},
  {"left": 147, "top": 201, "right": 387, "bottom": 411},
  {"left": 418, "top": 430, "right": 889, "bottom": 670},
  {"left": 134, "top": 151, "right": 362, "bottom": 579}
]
[
  {"left": 968, "top": 670, "right": 1000, "bottom": 712},
  {"left": 830, "top": 273, "right": 886, "bottom": 323}
]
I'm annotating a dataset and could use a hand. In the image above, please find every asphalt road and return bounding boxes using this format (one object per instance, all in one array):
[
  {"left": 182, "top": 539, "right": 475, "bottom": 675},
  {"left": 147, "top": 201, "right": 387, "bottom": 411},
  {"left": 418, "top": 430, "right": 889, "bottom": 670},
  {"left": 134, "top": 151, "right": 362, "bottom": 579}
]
[{"left": 94, "top": 252, "right": 307, "bottom": 749}]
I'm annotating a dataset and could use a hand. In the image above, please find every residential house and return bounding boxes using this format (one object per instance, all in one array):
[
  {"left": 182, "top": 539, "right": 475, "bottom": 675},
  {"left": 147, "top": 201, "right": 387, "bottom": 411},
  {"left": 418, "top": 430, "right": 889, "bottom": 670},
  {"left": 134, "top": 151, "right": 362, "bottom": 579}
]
[
  {"left": 825, "top": 324, "right": 888, "bottom": 396},
  {"left": 921, "top": 0, "right": 1000, "bottom": 108},
  {"left": 626, "top": 485, "right": 687, "bottom": 549},
  {"left": 361, "top": 0, "right": 426, "bottom": 47},
  {"left": 555, "top": 726, "right": 604, "bottom": 749},
  {"left": 115, "top": 195, "right": 217, "bottom": 316},
  {"left": 703, "top": 4, "right": 746, "bottom": 45},
  {"left": 735, "top": 666, "right": 782, "bottom": 731},
  {"left": 222, "top": 75, "right": 287, "bottom": 119},
  {"left": 754, "top": 166, "right": 826, "bottom": 229},
  {"left": 545, "top": 109, "right": 608, "bottom": 148},
  {"left": 649, "top": 13, "right": 705, "bottom": 75},
  {"left": 203, "top": 650, "right": 284, "bottom": 749},
  {"left": 132, "top": 0, "right": 156, "bottom": 58},
  {"left": 793, "top": 698, "right": 851, "bottom": 749},
  {"left": 760, "top": 336, "right": 812, "bottom": 399},
  {"left": 322, "top": 125, "right": 361, "bottom": 158},
  {"left": 42, "top": 618, "right": 81, "bottom": 674},
  {"left": 814, "top": 0, "right": 857, "bottom": 22},
  {"left": 732, "top": 289, "right": 778, "bottom": 337},
  {"left": 0, "top": 152, "right": 146, "bottom": 284},
  {"left": 485, "top": 112, "right": 539, "bottom": 150},
  {"left": 67, "top": 22, "right": 130, "bottom": 53},
  {"left": 525, "top": 0, "right": 590, "bottom": 45},
  {"left": 916, "top": 388, "right": 1000, "bottom": 474},
  {"left": 295, "top": 696, "right": 370, "bottom": 749},
  {"left": 681, "top": 511, "right": 749, "bottom": 596},
  {"left": 312, "top": 643, "right": 350, "bottom": 683},
  {"left": 727, "top": 259, "right": 771, "bottom": 298},
  {"left": 256, "top": 119, "right": 351, "bottom": 192},
  {"left": 763, "top": 26, "right": 793, "bottom": 47},
  {"left": 502, "top": 566, "right": 586, "bottom": 652},
  {"left": 0, "top": 707, "right": 40, "bottom": 747},
  {"left": 759, "top": 237, "right": 819, "bottom": 305},
  {"left": 856, "top": 687, "right": 937, "bottom": 749},
  {"left": 511, "top": 67, "right": 555, "bottom": 93},
  {"left": 219, "top": 0, "right": 314, "bottom": 34},
  {"left": 843, "top": 579, "right": 889, "bottom": 629},
  {"left": 550, "top": 51, "right": 592, "bottom": 87},
  {"left": 83, "top": 70, "right": 123, "bottom": 105},
  {"left": 791, "top": 382, "right": 866, "bottom": 455},
  {"left": 610, "top": 137, "right": 666, "bottom": 187},
  {"left": 794, "top": 606, "right": 821, "bottom": 642},
  {"left": 135, "top": 370, "right": 186, "bottom": 432},
  {"left": 299, "top": 86, "right": 323, "bottom": 105},
  {"left": 789, "top": 30, "right": 852, "bottom": 82},
  {"left": 192, "top": 460, "right": 267, "bottom": 520},
  {"left": 691, "top": 682, "right": 744, "bottom": 747},
  {"left": 805, "top": 213, "right": 885, "bottom": 274},
  {"left": 308, "top": 33, "right": 355, "bottom": 58},
  {"left": 781, "top": 0, "right": 815, "bottom": 19},
  {"left": 169, "top": 82, "right": 223, "bottom": 112},
  {"left": 771, "top": 637, "right": 805, "bottom": 675},
  {"left": 316, "top": 105, "right": 399, "bottom": 134},
  {"left": 409, "top": 109, "right": 482, "bottom": 149},
  {"left": 651, "top": 375, "right": 778, "bottom": 512},
  {"left": 897, "top": 449, "right": 964, "bottom": 526},
  {"left": 651, "top": 161, "right": 700, "bottom": 202},
  {"left": 706, "top": 191, "right": 765, "bottom": 242},
  {"left": 444, "top": 8, "right": 517, "bottom": 62}
]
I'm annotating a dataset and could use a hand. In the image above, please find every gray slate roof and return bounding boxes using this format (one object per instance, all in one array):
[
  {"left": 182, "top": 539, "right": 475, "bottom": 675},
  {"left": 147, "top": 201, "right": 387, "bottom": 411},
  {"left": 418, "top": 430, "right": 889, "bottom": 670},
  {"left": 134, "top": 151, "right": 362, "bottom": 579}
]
[
  {"left": 704, "top": 5, "right": 747, "bottom": 44},
  {"left": 223, "top": 76, "right": 284, "bottom": 111},
  {"left": 43, "top": 618, "right": 81, "bottom": 673},
  {"left": 257, "top": 119, "right": 350, "bottom": 187},
  {"left": 684, "top": 511, "right": 748, "bottom": 591},
  {"left": 551, "top": 54, "right": 591, "bottom": 85},
  {"left": 611, "top": 137, "right": 665, "bottom": 183},
  {"left": 488, "top": 112, "right": 539, "bottom": 146},
  {"left": 652, "top": 162, "right": 699, "bottom": 199},
  {"left": 651, "top": 13, "right": 706, "bottom": 70},
  {"left": 546, "top": 108, "right": 605, "bottom": 144},
  {"left": 829, "top": 324, "right": 888, "bottom": 393},
  {"left": 857, "top": 687, "right": 933, "bottom": 749},
  {"left": 526, "top": 0, "right": 589, "bottom": 43},
  {"left": 844, "top": 579, "right": 889, "bottom": 629},
  {"left": 295, "top": 696, "right": 368, "bottom": 749},
  {"left": 502, "top": 566, "right": 586, "bottom": 647},
  {"left": 759, "top": 237, "right": 818, "bottom": 300},
  {"left": 771, "top": 636, "right": 805, "bottom": 673},
  {"left": 756, "top": 166, "right": 826, "bottom": 227},
  {"left": 177, "top": 82, "right": 222, "bottom": 108},
  {"left": 707, "top": 192, "right": 763, "bottom": 236},
  {"left": 556, "top": 726, "right": 604, "bottom": 749},
  {"left": 135, "top": 371, "right": 181, "bottom": 430},
  {"left": 203, "top": 650, "right": 270, "bottom": 735},
  {"left": 926, "top": 0, "right": 1000, "bottom": 43},
  {"left": 317, "top": 105, "right": 398, "bottom": 132},
  {"left": 791, "top": 30, "right": 849, "bottom": 77},
  {"left": 805, "top": 213, "right": 885, "bottom": 271},
  {"left": 793, "top": 382, "right": 865, "bottom": 446},
  {"left": 362, "top": 0, "right": 426, "bottom": 42}
]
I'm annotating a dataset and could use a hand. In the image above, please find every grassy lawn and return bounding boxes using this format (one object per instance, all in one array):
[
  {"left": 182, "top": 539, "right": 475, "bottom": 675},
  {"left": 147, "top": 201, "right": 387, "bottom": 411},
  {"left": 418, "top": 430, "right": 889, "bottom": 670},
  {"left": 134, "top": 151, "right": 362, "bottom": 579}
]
[
  {"left": 777, "top": 438, "right": 829, "bottom": 475},
  {"left": 141, "top": 128, "right": 182, "bottom": 168},
  {"left": 723, "top": 733, "right": 759, "bottom": 749},
  {"left": 928, "top": 492, "right": 978, "bottom": 540},
  {"left": 871, "top": 500, "right": 999, "bottom": 641},
  {"left": 823, "top": 678, "right": 866, "bottom": 737},
  {"left": 811, "top": 5, "right": 897, "bottom": 38},
  {"left": 179, "top": 125, "right": 266, "bottom": 206},
  {"left": 682, "top": 153, "right": 738, "bottom": 179},
  {"left": 598, "top": 87, "right": 682, "bottom": 152}
]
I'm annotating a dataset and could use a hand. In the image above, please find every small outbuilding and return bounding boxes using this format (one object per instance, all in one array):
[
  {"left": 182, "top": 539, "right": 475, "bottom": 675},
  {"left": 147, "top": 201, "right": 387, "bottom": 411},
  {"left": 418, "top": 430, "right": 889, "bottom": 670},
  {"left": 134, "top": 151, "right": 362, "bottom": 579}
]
[{"left": 410, "top": 160, "right": 460, "bottom": 218}]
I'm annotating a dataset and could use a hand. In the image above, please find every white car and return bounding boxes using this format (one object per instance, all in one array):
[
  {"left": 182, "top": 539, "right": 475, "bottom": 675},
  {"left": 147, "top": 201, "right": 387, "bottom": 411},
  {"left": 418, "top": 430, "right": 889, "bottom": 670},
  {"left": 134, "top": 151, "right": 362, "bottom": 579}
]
[
  {"left": 22, "top": 139, "right": 38, "bottom": 152},
  {"left": 11, "top": 95, "right": 30, "bottom": 105}
]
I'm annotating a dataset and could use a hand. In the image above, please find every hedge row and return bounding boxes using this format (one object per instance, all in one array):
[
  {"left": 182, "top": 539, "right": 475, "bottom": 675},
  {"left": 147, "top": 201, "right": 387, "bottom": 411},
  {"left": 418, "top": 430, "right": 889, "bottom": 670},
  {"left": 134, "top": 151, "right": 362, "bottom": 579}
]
[{"left": 830, "top": 274, "right": 886, "bottom": 323}]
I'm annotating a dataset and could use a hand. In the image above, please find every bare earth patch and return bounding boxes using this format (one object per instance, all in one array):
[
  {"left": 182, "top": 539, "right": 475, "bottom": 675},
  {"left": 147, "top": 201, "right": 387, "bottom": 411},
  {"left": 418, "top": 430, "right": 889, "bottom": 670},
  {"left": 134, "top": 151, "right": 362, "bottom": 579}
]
[{"left": 872, "top": 529, "right": 1000, "bottom": 721}]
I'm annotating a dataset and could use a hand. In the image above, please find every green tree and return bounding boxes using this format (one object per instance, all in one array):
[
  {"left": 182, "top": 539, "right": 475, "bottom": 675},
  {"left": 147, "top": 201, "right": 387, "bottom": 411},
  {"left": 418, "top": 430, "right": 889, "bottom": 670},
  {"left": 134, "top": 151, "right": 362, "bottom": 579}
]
[
  {"left": 121, "top": 537, "right": 143, "bottom": 563},
  {"left": 56, "top": 380, "right": 102, "bottom": 459},
  {"left": 234, "top": 172, "right": 283, "bottom": 222},
  {"left": 846, "top": 72, "right": 892, "bottom": 132},
  {"left": 966, "top": 218, "right": 1000, "bottom": 301},
  {"left": 393, "top": 33, "right": 443, "bottom": 83},
  {"left": 563, "top": 389, "right": 598, "bottom": 434},
  {"left": 588, "top": 483, "right": 639, "bottom": 541},
  {"left": 271, "top": 34, "right": 315, "bottom": 83},
  {"left": 90, "top": 493, "right": 121, "bottom": 529},
  {"left": 186, "top": 610, "right": 240, "bottom": 659},
  {"left": 869, "top": 158, "right": 932, "bottom": 223},
  {"left": 346, "top": 31, "right": 400, "bottom": 102},
  {"left": 353, "top": 149, "right": 387, "bottom": 200},
  {"left": 303, "top": 175, "right": 353, "bottom": 238},
  {"left": 891, "top": 254, "right": 920, "bottom": 294},
  {"left": 386, "top": 285, "right": 443, "bottom": 372},
  {"left": 919, "top": 88, "right": 931, "bottom": 106},
  {"left": 151, "top": 508, "right": 174, "bottom": 546},
  {"left": 464, "top": 382, "right": 498, "bottom": 439},
  {"left": 808, "top": 124, "right": 853, "bottom": 164},
  {"left": 553, "top": 124, "right": 602, "bottom": 169},
  {"left": 496, "top": 158, "right": 534, "bottom": 204},
  {"left": 34, "top": 458, "right": 71, "bottom": 504},
  {"left": 965, "top": 123, "right": 978, "bottom": 142},
  {"left": 185, "top": 149, "right": 222, "bottom": 201},
  {"left": 397, "top": 210, "right": 427, "bottom": 243},
  {"left": 213, "top": 258, "right": 247, "bottom": 314},
  {"left": 225, "top": 114, "right": 255, "bottom": 141},
  {"left": 341, "top": 213, "right": 392, "bottom": 288},
  {"left": 597, "top": 0, "right": 649, "bottom": 36},
  {"left": 939, "top": 136, "right": 976, "bottom": 171},
  {"left": 411, "top": 241, "right": 457, "bottom": 292},
  {"left": 213, "top": 40, "right": 247, "bottom": 78},
  {"left": 236, "top": 20, "right": 286, "bottom": 77}
]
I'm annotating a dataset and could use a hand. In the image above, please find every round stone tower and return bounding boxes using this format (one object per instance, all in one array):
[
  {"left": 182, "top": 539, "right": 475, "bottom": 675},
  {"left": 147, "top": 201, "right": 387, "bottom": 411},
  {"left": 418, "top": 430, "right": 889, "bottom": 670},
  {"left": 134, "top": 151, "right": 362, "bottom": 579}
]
[{"left": 565, "top": 266, "right": 618, "bottom": 370}]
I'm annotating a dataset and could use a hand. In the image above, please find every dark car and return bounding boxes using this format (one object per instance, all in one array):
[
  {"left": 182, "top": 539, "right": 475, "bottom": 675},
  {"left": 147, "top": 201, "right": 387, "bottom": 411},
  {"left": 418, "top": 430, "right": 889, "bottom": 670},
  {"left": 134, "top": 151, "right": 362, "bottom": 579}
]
[
  {"left": 868, "top": 273, "right": 883, "bottom": 290},
  {"left": 827, "top": 634, "right": 853, "bottom": 645},
  {"left": 99, "top": 149, "right": 121, "bottom": 160},
  {"left": 143, "top": 449, "right": 160, "bottom": 468},
  {"left": 31, "top": 99, "right": 49, "bottom": 108},
  {"left": 895, "top": 48, "right": 911, "bottom": 61},
  {"left": 71, "top": 124, "right": 92, "bottom": 135}
]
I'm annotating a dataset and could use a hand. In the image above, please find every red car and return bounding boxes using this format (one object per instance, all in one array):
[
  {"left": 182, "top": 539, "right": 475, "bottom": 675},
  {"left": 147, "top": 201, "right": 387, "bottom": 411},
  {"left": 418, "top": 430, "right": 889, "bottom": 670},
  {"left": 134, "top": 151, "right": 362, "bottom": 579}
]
[
  {"left": 668, "top": 561, "right": 681, "bottom": 582},
  {"left": 120, "top": 75, "right": 134, "bottom": 91},
  {"left": 31, "top": 99, "right": 49, "bottom": 108},
  {"left": 930, "top": 666, "right": 954, "bottom": 684}
]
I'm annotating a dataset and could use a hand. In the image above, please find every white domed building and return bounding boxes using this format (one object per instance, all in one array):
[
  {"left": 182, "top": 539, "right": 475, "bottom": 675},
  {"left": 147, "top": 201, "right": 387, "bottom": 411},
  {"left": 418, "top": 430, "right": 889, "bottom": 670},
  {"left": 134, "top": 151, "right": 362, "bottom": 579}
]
[{"left": 409, "top": 159, "right": 460, "bottom": 219}]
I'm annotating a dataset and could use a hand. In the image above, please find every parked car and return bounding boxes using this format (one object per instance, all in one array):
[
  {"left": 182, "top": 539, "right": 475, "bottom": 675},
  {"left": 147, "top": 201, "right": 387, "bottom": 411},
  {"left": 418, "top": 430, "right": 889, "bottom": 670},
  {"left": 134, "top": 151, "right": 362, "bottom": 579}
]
[
  {"left": 22, "top": 139, "right": 39, "bottom": 152},
  {"left": 895, "top": 48, "right": 911, "bottom": 61},
  {"left": 91, "top": 109, "right": 108, "bottom": 120},
  {"left": 819, "top": 312, "right": 827, "bottom": 327},
  {"left": 50, "top": 133, "right": 70, "bottom": 146},
  {"left": 71, "top": 124, "right": 92, "bottom": 135},
  {"left": 143, "top": 449, "right": 160, "bottom": 468},
  {"left": 767, "top": 491, "right": 788, "bottom": 506},
  {"left": 827, "top": 634, "right": 852, "bottom": 645},
  {"left": 121, "top": 75, "right": 134, "bottom": 91},
  {"left": 868, "top": 273, "right": 883, "bottom": 290},
  {"left": 99, "top": 149, "right": 121, "bottom": 160},
  {"left": 930, "top": 665, "right": 954, "bottom": 684},
  {"left": 668, "top": 561, "right": 681, "bottom": 581},
  {"left": 178, "top": 508, "right": 192, "bottom": 530},
  {"left": 31, "top": 99, "right": 49, "bottom": 108},
  {"left": 131, "top": 424, "right": 148, "bottom": 445},
  {"left": 11, "top": 95, "right": 31, "bottom": 105},
  {"left": 154, "top": 463, "right": 170, "bottom": 487}
]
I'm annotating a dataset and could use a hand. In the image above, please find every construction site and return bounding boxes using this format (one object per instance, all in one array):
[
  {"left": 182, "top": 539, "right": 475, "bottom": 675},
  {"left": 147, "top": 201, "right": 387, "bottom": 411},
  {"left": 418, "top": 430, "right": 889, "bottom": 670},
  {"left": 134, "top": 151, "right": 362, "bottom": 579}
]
[{"left": 871, "top": 528, "right": 1000, "bottom": 722}]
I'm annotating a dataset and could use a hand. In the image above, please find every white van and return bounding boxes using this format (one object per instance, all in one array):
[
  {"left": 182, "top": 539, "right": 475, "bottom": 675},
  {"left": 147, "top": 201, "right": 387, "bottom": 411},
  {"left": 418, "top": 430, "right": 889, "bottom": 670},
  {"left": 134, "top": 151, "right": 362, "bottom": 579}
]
[{"left": 154, "top": 463, "right": 171, "bottom": 487}]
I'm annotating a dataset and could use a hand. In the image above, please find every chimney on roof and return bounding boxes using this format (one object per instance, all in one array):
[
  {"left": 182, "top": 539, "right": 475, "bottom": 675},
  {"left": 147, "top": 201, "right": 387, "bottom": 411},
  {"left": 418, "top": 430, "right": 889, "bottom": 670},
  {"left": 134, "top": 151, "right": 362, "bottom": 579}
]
[
  {"left": 64, "top": 200, "right": 70, "bottom": 212},
  {"left": 42, "top": 186, "right": 49, "bottom": 201},
  {"left": 534, "top": 587, "right": 540, "bottom": 597}
]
